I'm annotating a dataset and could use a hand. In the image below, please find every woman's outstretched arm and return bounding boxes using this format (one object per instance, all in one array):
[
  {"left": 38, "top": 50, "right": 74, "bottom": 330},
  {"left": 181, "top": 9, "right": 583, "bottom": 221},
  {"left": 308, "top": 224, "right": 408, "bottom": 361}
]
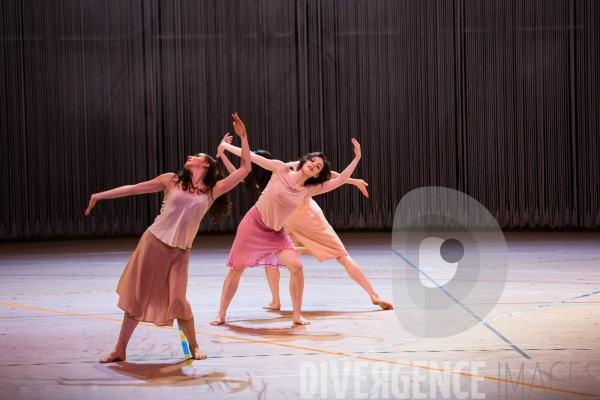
[
  {"left": 287, "top": 160, "right": 368, "bottom": 197},
  {"left": 218, "top": 134, "right": 287, "bottom": 172},
  {"left": 309, "top": 139, "right": 362, "bottom": 196},
  {"left": 211, "top": 113, "right": 251, "bottom": 199},
  {"left": 85, "top": 173, "right": 174, "bottom": 215},
  {"left": 330, "top": 171, "right": 369, "bottom": 198}
]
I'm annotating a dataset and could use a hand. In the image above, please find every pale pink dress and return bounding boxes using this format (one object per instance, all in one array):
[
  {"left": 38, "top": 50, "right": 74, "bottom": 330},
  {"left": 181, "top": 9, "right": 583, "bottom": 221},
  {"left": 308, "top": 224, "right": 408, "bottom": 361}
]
[{"left": 227, "top": 164, "right": 346, "bottom": 269}]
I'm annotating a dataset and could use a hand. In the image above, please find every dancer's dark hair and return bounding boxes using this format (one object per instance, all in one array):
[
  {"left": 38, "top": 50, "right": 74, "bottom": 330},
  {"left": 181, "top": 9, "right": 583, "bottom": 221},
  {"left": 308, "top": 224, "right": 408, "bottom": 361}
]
[
  {"left": 243, "top": 150, "right": 332, "bottom": 198},
  {"left": 297, "top": 152, "right": 332, "bottom": 186},
  {"left": 175, "top": 155, "right": 231, "bottom": 220},
  {"left": 243, "top": 150, "right": 274, "bottom": 199}
]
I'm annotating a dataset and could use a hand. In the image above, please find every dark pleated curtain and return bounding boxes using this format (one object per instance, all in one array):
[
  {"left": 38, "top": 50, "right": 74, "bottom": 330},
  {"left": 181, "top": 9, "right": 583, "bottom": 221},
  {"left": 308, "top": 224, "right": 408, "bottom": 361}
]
[{"left": 1, "top": 0, "right": 598, "bottom": 240}]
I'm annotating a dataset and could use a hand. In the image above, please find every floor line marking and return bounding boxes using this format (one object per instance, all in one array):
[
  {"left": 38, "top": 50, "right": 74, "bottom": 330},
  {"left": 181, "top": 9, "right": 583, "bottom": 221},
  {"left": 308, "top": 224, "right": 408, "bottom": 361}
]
[
  {"left": 0, "top": 301, "right": 352, "bottom": 356},
  {"left": 334, "top": 288, "right": 600, "bottom": 363},
  {"left": 393, "top": 249, "right": 531, "bottom": 359},
  {"left": 0, "top": 301, "right": 597, "bottom": 396}
]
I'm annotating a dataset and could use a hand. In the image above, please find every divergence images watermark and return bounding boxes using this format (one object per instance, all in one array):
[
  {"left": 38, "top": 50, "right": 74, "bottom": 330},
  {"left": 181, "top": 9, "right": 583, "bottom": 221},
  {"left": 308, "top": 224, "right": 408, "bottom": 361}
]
[
  {"left": 391, "top": 187, "right": 510, "bottom": 339},
  {"left": 299, "top": 360, "right": 600, "bottom": 399}
]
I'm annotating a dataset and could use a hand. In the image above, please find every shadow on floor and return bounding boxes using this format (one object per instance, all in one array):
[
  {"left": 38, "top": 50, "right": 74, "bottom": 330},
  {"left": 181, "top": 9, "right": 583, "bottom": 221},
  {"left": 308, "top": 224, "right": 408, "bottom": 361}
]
[
  {"left": 58, "top": 361, "right": 266, "bottom": 393},
  {"left": 211, "top": 309, "right": 388, "bottom": 344}
]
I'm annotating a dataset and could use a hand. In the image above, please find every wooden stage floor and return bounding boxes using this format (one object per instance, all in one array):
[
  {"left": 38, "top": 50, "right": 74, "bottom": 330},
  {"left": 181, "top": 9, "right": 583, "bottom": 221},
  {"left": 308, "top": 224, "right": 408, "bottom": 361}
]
[{"left": 1, "top": 231, "right": 599, "bottom": 399}]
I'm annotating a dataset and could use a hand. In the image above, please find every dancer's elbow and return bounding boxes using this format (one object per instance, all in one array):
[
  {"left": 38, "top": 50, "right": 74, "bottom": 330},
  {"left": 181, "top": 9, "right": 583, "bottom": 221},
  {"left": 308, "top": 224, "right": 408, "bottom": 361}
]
[{"left": 238, "top": 164, "right": 252, "bottom": 178}]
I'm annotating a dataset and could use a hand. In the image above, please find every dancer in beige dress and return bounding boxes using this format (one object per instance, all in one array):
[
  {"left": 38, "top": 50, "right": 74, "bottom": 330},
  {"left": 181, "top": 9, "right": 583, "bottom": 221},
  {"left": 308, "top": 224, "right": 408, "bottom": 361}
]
[
  {"left": 217, "top": 140, "right": 393, "bottom": 311},
  {"left": 85, "top": 113, "right": 251, "bottom": 363}
]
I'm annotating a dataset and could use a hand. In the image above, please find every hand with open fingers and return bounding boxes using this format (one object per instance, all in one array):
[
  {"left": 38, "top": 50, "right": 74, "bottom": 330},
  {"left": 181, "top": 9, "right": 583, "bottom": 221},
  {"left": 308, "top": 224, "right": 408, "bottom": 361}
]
[
  {"left": 352, "top": 138, "right": 361, "bottom": 159},
  {"left": 217, "top": 133, "right": 232, "bottom": 158},
  {"left": 85, "top": 194, "right": 98, "bottom": 216},
  {"left": 231, "top": 113, "right": 247, "bottom": 138},
  {"left": 355, "top": 179, "right": 369, "bottom": 198}
]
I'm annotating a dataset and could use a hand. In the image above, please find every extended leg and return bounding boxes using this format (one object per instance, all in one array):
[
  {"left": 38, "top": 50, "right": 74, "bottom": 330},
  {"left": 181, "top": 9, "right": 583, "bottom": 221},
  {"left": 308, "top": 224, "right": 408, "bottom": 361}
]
[{"left": 336, "top": 255, "right": 393, "bottom": 310}]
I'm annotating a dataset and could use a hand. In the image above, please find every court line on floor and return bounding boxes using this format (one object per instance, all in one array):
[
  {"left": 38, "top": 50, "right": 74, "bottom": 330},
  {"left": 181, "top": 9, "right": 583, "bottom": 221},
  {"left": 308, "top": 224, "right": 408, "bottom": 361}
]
[
  {"left": 0, "top": 301, "right": 597, "bottom": 397},
  {"left": 1, "top": 286, "right": 597, "bottom": 301},
  {"left": 333, "top": 288, "right": 600, "bottom": 364},
  {"left": 2, "top": 359, "right": 598, "bottom": 399},
  {"left": 4, "top": 298, "right": 600, "bottom": 322},
  {"left": 3, "top": 257, "right": 600, "bottom": 267},
  {"left": 0, "top": 301, "right": 355, "bottom": 356},
  {"left": 393, "top": 250, "right": 531, "bottom": 359}
]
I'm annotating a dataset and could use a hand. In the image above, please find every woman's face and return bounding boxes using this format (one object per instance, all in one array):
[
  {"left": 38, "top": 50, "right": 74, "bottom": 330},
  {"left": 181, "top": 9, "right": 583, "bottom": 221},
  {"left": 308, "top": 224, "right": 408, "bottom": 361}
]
[
  {"left": 301, "top": 156, "right": 324, "bottom": 178},
  {"left": 185, "top": 153, "right": 210, "bottom": 169}
]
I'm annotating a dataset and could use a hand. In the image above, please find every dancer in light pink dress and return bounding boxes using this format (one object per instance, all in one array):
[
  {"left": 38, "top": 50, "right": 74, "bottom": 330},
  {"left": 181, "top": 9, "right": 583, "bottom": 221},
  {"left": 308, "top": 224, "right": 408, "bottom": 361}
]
[
  {"left": 218, "top": 147, "right": 393, "bottom": 311},
  {"left": 85, "top": 113, "right": 251, "bottom": 363},
  {"left": 210, "top": 139, "right": 362, "bottom": 325}
]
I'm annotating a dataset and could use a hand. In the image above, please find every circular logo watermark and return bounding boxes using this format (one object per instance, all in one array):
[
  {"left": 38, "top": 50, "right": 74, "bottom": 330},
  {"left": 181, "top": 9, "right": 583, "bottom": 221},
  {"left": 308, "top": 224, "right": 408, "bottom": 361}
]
[{"left": 392, "top": 187, "right": 509, "bottom": 337}]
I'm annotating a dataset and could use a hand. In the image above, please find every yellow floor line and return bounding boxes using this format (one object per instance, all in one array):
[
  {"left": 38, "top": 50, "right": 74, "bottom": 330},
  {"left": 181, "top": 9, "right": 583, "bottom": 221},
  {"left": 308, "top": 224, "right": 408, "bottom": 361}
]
[{"left": 0, "top": 300, "right": 595, "bottom": 397}]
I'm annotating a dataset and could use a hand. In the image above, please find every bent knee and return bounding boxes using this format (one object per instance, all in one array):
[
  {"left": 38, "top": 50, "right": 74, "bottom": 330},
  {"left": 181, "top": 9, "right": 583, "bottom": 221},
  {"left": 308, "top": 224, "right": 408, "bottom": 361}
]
[
  {"left": 228, "top": 268, "right": 244, "bottom": 276},
  {"left": 286, "top": 261, "right": 303, "bottom": 274}
]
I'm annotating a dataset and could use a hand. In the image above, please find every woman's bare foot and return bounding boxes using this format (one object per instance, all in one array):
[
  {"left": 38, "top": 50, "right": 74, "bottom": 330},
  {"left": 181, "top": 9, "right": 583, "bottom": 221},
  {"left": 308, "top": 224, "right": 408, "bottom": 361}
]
[
  {"left": 262, "top": 301, "right": 281, "bottom": 310},
  {"left": 210, "top": 317, "right": 225, "bottom": 326},
  {"left": 99, "top": 350, "right": 126, "bottom": 363},
  {"left": 190, "top": 347, "right": 208, "bottom": 360},
  {"left": 372, "top": 297, "right": 394, "bottom": 310},
  {"left": 293, "top": 317, "right": 310, "bottom": 325}
]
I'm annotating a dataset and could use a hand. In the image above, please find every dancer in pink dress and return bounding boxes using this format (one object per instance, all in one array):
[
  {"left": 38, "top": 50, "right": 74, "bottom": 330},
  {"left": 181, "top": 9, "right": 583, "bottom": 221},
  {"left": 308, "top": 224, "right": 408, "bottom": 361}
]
[
  {"left": 217, "top": 145, "right": 393, "bottom": 311},
  {"left": 210, "top": 139, "right": 362, "bottom": 326},
  {"left": 85, "top": 113, "right": 251, "bottom": 363}
]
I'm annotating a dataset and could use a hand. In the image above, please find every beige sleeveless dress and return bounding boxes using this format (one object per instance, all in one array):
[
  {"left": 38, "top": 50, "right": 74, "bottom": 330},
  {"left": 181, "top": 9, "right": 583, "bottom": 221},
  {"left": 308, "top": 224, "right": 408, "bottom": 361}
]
[
  {"left": 117, "top": 187, "right": 208, "bottom": 326},
  {"left": 284, "top": 197, "right": 348, "bottom": 262}
]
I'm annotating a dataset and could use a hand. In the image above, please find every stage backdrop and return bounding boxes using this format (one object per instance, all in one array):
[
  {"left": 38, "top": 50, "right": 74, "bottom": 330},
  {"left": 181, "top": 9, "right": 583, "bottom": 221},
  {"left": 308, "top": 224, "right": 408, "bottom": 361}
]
[{"left": 1, "top": 0, "right": 598, "bottom": 239}]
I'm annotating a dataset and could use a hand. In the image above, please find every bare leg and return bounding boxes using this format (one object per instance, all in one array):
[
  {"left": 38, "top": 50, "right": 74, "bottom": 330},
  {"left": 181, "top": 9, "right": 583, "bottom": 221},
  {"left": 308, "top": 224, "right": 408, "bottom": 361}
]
[
  {"left": 99, "top": 312, "right": 139, "bottom": 363},
  {"left": 336, "top": 255, "right": 394, "bottom": 310},
  {"left": 211, "top": 268, "right": 244, "bottom": 325},
  {"left": 276, "top": 250, "right": 309, "bottom": 325},
  {"left": 178, "top": 316, "right": 207, "bottom": 360},
  {"left": 263, "top": 267, "right": 281, "bottom": 310}
]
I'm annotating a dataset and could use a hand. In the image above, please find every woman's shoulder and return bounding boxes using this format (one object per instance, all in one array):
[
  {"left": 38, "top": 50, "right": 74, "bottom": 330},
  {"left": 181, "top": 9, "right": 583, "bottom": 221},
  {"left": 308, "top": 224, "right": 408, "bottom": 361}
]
[
  {"left": 273, "top": 165, "right": 296, "bottom": 181},
  {"left": 155, "top": 172, "right": 178, "bottom": 194},
  {"left": 155, "top": 172, "right": 178, "bottom": 183},
  {"left": 284, "top": 161, "right": 299, "bottom": 171}
]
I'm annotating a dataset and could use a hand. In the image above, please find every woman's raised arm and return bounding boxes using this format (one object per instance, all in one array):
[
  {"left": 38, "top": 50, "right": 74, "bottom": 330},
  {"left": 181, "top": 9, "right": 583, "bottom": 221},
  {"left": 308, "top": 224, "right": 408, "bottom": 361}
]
[
  {"left": 211, "top": 113, "right": 252, "bottom": 199},
  {"left": 216, "top": 137, "right": 238, "bottom": 175},
  {"left": 219, "top": 135, "right": 287, "bottom": 173}
]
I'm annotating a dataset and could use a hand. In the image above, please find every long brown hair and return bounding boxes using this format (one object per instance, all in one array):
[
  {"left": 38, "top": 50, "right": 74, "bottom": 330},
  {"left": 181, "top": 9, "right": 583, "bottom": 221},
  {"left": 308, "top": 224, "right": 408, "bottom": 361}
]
[
  {"left": 243, "top": 150, "right": 274, "bottom": 199},
  {"left": 174, "top": 155, "right": 231, "bottom": 221}
]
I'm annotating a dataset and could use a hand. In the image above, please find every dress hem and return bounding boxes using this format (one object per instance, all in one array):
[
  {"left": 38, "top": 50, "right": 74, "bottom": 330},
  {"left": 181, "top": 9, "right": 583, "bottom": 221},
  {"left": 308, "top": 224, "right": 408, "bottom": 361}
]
[
  {"left": 116, "top": 304, "right": 177, "bottom": 327},
  {"left": 227, "top": 245, "right": 299, "bottom": 270}
]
